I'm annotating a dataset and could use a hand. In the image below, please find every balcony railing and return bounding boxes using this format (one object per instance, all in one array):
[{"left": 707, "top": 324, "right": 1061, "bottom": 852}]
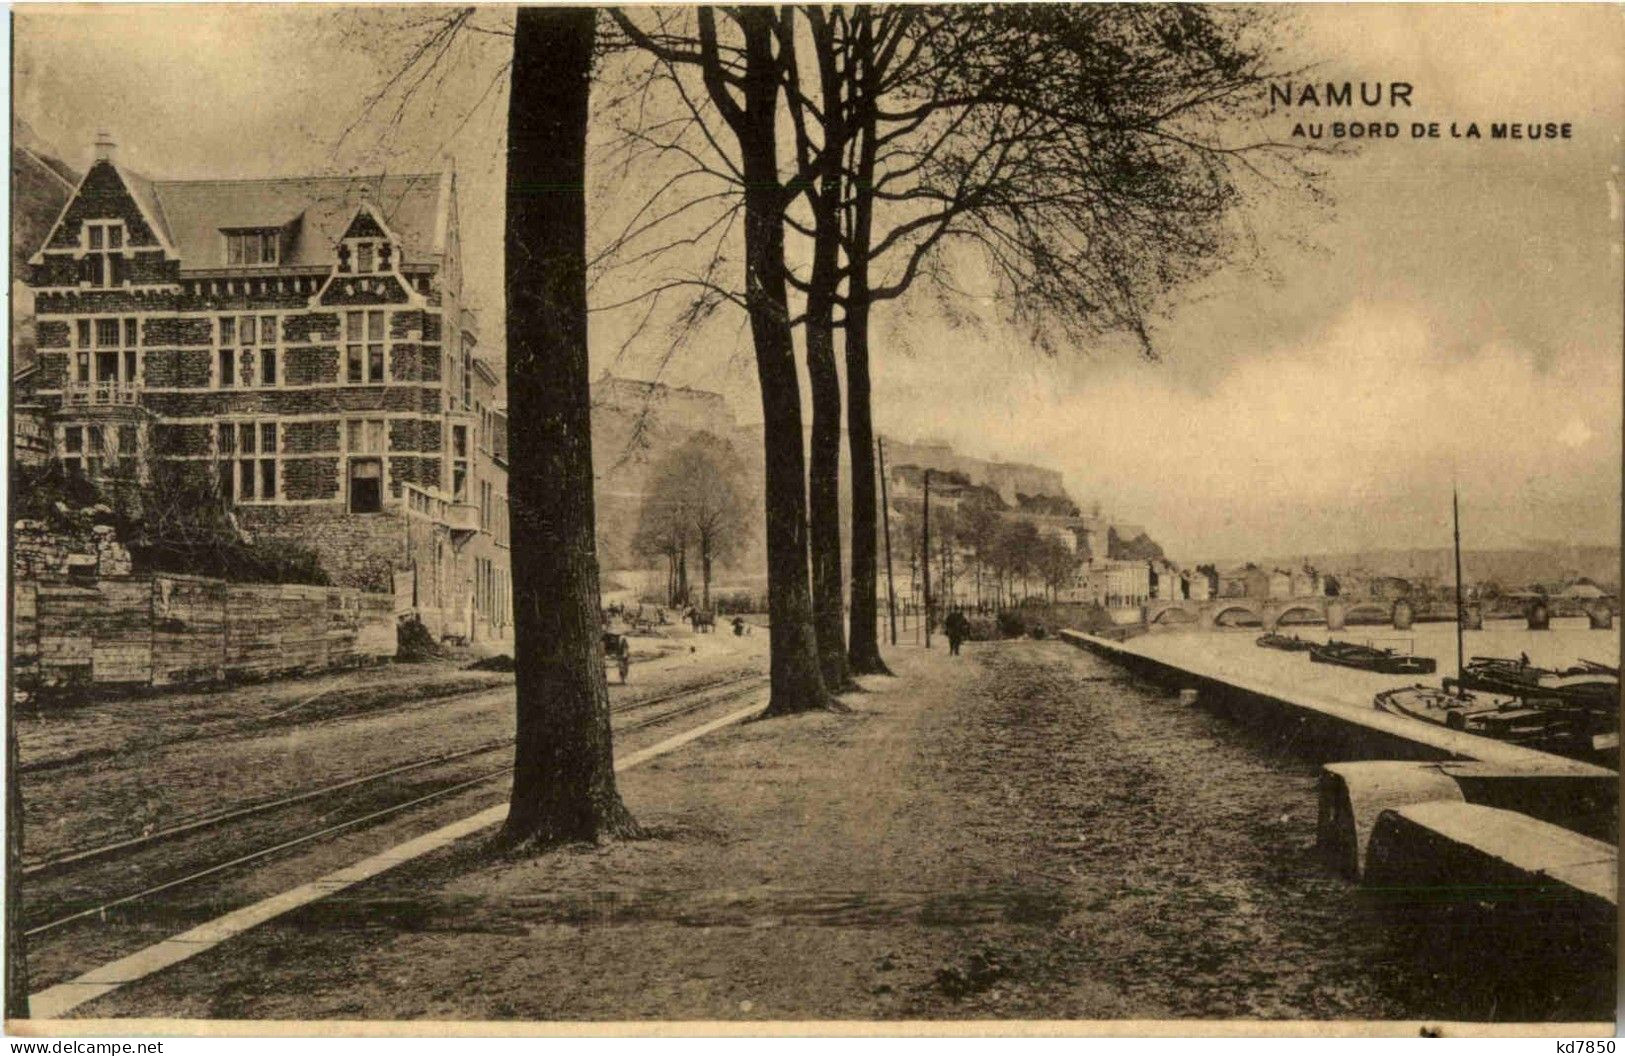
[
  {"left": 402, "top": 483, "right": 484, "bottom": 537},
  {"left": 63, "top": 380, "right": 141, "bottom": 407}
]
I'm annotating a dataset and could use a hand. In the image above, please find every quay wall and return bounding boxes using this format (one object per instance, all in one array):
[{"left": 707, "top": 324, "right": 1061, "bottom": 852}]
[
  {"left": 1056, "top": 629, "right": 1614, "bottom": 772},
  {"left": 1056, "top": 629, "right": 1616, "bottom": 848},
  {"left": 13, "top": 573, "right": 396, "bottom": 697}
]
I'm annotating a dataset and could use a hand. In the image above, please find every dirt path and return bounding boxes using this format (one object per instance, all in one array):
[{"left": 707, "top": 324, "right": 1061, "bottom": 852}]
[{"left": 65, "top": 640, "right": 1607, "bottom": 1022}]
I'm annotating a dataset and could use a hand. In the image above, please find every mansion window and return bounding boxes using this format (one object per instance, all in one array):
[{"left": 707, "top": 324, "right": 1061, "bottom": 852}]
[
  {"left": 217, "top": 421, "right": 279, "bottom": 503},
  {"left": 346, "top": 238, "right": 393, "bottom": 275},
  {"left": 60, "top": 424, "right": 136, "bottom": 476},
  {"left": 345, "top": 310, "right": 386, "bottom": 384},
  {"left": 217, "top": 315, "right": 279, "bottom": 388},
  {"left": 475, "top": 556, "right": 506, "bottom": 625},
  {"left": 75, "top": 316, "right": 140, "bottom": 385},
  {"left": 224, "top": 229, "right": 280, "bottom": 266},
  {"left": 451, "top": 424, "right": 469, "bottom": 502},
  {"left": 79, "top": 222, "right": 125, "bottom": 287}
]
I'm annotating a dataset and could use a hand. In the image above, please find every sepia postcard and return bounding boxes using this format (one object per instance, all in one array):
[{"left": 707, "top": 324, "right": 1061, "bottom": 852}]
[{"left": 4, "top": 2, "right": 1620, "bottom": 1040}]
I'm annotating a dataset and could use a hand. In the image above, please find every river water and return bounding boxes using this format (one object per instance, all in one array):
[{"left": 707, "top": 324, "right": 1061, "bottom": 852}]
[{"left": 1129, "top": 616, "right": 1618, "bottom": 714}]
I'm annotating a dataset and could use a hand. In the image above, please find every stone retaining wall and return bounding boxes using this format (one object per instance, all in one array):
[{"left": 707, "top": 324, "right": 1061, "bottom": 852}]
[{"left": 13, "top": 573, "right": 395, "bottom": 696}]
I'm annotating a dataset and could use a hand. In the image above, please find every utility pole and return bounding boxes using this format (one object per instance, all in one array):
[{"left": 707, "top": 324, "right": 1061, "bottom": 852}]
[
  {"left": 877, "top": 438, "right": 898, "bottom": 647},
  {"left": 1453, "top": 485, "right": 1465, "bottom": 682},
  {"left": 922, "top": 468, "right": 932, "bottom": 649}
]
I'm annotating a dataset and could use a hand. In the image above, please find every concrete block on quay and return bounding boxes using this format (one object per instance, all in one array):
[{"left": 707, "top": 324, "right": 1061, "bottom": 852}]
[
  {"left": 1359, "top": 802, "right": 1617, "bottom": 1008},
  {"left": 1318, "top": 760, "right": 1617, "bottom": 879},
  {"left": 1364, "top": 801, "right": 1616, "bottom": 916},
  {"left": 1318, "top": 762, "right": 1465, "bottom": 879}
]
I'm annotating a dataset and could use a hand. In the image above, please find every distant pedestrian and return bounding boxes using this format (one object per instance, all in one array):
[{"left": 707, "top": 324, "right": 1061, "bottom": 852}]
[{"left": 945, "top": 609, "right": 969, "bottom": 656}]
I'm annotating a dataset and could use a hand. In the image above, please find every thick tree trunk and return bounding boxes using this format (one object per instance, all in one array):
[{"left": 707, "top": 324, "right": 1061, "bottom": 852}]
[
  {"left": 500, "top": 5, "right": 636, "bottom": 847},
  {"left": 804, "top": 73, "right": 850, "bottom": 691},
  {"left": 701, "top": 546, "right": 712, "bottom": 612},
  {"left": 844, "top": 276, "right": 890, "bottom": 677},
  {"left": 733, "top": 9, "right": 834, "bottom": 717},
  {"left": 843, "top": 16, "right": 890, "bottom": 676},
  {"left": 806, "top": 306, "right": 847, "bottom": 690},
  {"left": 922, "top": 472, "right": 932, "bottom": 647}
]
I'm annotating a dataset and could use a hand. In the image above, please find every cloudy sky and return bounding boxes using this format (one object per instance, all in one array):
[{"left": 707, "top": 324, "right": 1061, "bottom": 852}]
[{"left": 15, "top": 5, "right": 1621, "bottom": 562}]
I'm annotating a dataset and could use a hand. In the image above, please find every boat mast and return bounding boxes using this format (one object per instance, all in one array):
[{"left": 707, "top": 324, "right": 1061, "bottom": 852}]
[{"left": 1453, "top": 486, "right": 1465, "bottom": 682}]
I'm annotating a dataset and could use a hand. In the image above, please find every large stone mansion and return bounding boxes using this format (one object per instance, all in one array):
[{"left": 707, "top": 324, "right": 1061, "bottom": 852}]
[{"left": 15, "top": 135, "right": 511, "bottom": 644}]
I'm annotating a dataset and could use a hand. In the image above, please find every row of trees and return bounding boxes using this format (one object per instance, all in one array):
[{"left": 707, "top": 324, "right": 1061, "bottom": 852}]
[
  {"left": 895, "top": 503, "right": 1082, "bottom": 613},
  {"left": 598, "top": 5, "right": 1311, "bottom": 711},
  {"left": 357, "top": 4, "right": 1316, "bottom": 847}
]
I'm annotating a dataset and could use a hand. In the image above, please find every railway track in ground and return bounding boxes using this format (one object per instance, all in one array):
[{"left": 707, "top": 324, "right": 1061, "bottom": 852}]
[{"left": 20, "top": 670, "right": 769, "bottom": 940}]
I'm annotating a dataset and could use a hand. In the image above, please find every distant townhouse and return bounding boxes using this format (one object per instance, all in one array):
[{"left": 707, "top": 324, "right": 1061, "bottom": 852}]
[
  {"left": 1243, "top": 567, "right": 1293, "bottom": 600},
  {"left": 1215, "top": 566, "right": 1251, "bottom": 598},
  {"left": 1090, "top": 559, "right": 1151, "bottom": 609},
  {"left": 19, "top": 134, "right": 509, "bottom": 644}
]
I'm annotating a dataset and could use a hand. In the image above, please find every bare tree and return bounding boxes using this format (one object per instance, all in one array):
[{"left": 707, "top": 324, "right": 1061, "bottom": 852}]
[
  {"left": 501, "top": 5, "right": 637, "bottom": 846},
  {"left": 778, "top": 7, "right": 855, "bottom": 690},
  {"left": 637, "top": 430, "right": 750, "bottom": 609},
  {"left": 828, "top": 5, "right": 1322, "bottom": 669},
  {"left": 632, "top": 485, "right": 690, "bottom": 607},
  {"left": 611, "top": 8, "right": 836, "bottom": 716},
  {"left": 675, "top": 432, "right": 753, "bottom": 611},
  {"left": 1037, "top": 535, "right": 1081, "bottom": 603}
]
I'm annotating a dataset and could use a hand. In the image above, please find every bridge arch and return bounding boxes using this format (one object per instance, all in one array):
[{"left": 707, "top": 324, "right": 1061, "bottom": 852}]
[
  {"left": 1272, "top": 604, "right": 1327, "bottom": 628},
  {"left": 1147, "top": 605, "right": 1197, "bottom": 626},
  {"left": 1342, "top": 603, "right": 1390, "bottom": 625},
  {"left": 1211, "top": 603, "right": 1262, "bottom": 628}
]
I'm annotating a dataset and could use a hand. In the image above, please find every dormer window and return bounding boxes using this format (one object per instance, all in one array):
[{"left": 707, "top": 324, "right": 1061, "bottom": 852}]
[
  {"left": 79, "top": 221, "right": 126, "bottom": 287},
  {"left": 344, "top": 238, "right": 394, "bottom": 274},
  {"left": 225, "top": 229, "right": 280, "bottom": 266}
]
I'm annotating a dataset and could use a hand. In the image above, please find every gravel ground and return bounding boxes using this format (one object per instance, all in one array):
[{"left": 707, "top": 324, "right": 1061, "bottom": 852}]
[{"left": 63, "top": 639, "right": 1612, "bottom": 1023}]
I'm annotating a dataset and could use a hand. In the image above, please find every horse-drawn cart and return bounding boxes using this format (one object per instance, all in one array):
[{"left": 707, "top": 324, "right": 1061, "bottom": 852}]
[{"left": 602, "top": 631, "right": 632, "bottom": 684}]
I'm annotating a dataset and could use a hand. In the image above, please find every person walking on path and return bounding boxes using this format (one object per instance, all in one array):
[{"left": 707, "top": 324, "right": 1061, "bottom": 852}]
[{"left": 944, "top": 609, "right": 970, "bottom": 656}]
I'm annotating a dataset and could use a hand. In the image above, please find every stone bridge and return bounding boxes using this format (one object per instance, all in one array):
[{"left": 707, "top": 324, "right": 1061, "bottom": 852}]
[{"left": 1143, "top": 596, "right": 1414, "bottom": 632}]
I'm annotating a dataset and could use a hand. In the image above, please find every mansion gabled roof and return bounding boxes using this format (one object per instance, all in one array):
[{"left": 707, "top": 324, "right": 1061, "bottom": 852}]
[
  {"left": 30, "top": 148, "right": 454, "bottom": 276},
  {"left": 150, "top": 171, "right": 450, "bottom": 271}
]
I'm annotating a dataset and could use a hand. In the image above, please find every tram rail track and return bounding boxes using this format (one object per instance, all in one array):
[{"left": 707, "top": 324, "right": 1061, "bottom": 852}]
[
  {"left": 23, "top": 670, "right": 763, "bottom": 875},
  {"left": 19, "top": 660, "right": 754, "bottom": 779},
  {"left": 21, "top": 671, "right": 768, "bottom": 939}
]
